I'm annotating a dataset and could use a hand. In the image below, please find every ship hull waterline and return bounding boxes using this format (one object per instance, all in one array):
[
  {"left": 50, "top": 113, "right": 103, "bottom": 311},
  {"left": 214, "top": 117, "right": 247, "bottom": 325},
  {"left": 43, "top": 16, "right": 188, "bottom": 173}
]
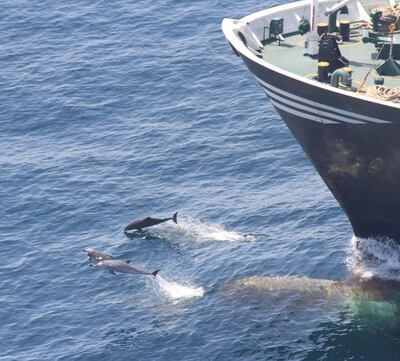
[{"left": 239, "top": 52, "right": 400, "bottom": 242}]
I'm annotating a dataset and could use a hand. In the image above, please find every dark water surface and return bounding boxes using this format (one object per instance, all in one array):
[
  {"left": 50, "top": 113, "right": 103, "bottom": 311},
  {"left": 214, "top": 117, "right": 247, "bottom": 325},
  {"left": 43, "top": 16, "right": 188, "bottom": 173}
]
[{"left": 2, "top": 1, "right": 400, "bottom": 360}]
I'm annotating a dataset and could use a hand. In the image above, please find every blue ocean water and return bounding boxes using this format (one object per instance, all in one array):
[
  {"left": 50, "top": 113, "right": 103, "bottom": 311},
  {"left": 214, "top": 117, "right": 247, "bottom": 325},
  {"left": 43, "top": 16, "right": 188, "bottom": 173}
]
[{"left": 2, "top": 1, "right": 400, "bottom": 360}]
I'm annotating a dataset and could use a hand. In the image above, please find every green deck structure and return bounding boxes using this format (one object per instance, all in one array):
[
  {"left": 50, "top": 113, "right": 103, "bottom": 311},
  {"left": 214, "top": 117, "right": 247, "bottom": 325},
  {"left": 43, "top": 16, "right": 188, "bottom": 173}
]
[{"left": 261, "top": 31, "right": 400, "bottom": 89}]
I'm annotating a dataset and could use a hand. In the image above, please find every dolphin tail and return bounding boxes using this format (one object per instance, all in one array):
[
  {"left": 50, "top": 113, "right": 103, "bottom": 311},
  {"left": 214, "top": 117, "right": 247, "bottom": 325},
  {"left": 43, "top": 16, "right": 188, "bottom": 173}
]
[
  {"left": 172, "top": 212, "right": 178, "bottom": 224},
  {"left": 152, "top": 269, "right": 161, "bottom": 277}
]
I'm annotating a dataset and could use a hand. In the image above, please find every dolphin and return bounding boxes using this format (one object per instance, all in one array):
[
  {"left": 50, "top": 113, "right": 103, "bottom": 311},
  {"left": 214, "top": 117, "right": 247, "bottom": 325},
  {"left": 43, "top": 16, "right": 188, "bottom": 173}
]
[
  {"left": 221, "top": 275, "right": 400, "bottom": 328},
  {"left": 223, "top": 275, "right": 344, "bottom": 299},
  {"left": 124, "top": 211, "right": 178, "bottom": 231},
  {"left": 97, "top": 259, "right": 160, "bottom": 277},
  {"left": 222, "top": 275, "right": 400, "bottom": 303},
  {"left": 82, "top": 248, "right": 115, "bottom": 263}
]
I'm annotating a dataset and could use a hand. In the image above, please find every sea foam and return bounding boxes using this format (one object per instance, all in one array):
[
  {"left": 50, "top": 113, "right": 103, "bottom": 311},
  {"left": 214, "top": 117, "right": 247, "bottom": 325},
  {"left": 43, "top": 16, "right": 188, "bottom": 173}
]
[
  {"left": 156, "top": 275, "right": 204, "bottom": 301},
  {"left": 347, "top": 235, "right": 400, "bottom": 280}
]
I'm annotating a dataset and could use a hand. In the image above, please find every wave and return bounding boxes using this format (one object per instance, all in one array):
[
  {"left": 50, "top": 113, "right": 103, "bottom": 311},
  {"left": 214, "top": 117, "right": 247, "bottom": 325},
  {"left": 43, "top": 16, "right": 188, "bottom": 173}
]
[{"left": 346, "top": 235, "right": 400, "bottom": 280}]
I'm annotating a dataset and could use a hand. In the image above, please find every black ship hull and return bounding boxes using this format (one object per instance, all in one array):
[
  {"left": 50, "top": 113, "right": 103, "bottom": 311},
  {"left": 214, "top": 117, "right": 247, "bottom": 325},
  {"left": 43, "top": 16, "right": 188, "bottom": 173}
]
[{"left": 241, "top": 54, "right": 400, "bottom": 241}]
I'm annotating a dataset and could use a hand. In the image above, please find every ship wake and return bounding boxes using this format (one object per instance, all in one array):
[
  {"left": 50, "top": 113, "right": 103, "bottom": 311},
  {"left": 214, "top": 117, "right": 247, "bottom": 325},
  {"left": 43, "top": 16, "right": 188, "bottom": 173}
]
[{"left": 347, "top": 235, "right": 400, "bottom": 280}]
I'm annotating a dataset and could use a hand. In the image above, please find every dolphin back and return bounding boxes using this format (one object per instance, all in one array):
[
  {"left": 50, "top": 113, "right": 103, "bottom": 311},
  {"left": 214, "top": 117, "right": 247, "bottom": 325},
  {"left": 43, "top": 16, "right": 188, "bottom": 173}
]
[
  {"left": 124, "top": 212, "right": 179, "bottom": 231},
  {"left": 98, "top": 260, "right": 160, "bottom": 277},
  {"left": 124, "top": 218, "right": 148, "bottom": 231}
]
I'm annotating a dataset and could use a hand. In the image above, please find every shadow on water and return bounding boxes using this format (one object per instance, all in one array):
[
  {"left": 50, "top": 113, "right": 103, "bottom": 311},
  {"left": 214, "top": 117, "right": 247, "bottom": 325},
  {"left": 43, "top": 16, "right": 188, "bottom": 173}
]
[
  {"left": 122, "top": 228, "right": 186, "bottom": 256},
  {"left": 124, "top": 229, "right": 154, "bottom": 240},
  {"left": 305, "top": 324, "right": 400, "bottom": 360}
]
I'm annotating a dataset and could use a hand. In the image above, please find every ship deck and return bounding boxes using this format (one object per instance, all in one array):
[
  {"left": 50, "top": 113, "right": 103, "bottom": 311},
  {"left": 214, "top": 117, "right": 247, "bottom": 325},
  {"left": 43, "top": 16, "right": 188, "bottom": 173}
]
[{"left": 261, "top": 30, "right": 400, "bottom": 89}]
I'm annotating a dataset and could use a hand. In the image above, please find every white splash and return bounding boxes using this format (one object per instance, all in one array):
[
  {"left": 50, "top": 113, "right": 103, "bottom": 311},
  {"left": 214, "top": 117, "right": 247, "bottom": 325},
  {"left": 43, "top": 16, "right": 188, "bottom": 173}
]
[
  {"left": 162, "top": 215, "right": 254, "bottom": 243},
  {"left": 156, "top": 275, "right": 204, "bottom": 301},
  {"left": 347, "top": 235, "right": 400, "bottom": 280}
]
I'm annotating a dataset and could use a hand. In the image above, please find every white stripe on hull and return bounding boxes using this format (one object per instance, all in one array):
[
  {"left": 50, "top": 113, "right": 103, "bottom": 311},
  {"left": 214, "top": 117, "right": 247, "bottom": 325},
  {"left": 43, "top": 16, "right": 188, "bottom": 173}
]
[
  {"left": 254, "top": 75, "right": 390, "bottom": 124},
  {"left": 269, "top": 98, "right": 339, "bottom": 124},
  {"left": 263, "top": 89, "right": 365, "bottom": 124}
]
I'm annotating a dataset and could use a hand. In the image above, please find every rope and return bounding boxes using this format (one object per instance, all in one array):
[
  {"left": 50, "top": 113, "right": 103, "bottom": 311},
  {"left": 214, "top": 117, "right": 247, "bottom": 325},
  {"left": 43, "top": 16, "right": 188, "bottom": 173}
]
[
  {"left": 378, "top": 4, "right": 400, "bottom": 26},
  {"left": 364, "top": 85, "right": 400, "bottom": 102}
]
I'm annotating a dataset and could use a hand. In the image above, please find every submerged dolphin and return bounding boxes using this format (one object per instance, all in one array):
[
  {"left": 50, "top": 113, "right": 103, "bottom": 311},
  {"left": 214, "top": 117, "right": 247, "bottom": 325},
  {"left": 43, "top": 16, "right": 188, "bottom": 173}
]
[
  {"left": 221, "top": 275, "right": 400, "bottom": 328},
  {"left": 223, "top": 275, "right": 400, "bottom": 303},
  {"left": 82, "top": 248, "right": 115, "bottom": 262},
  {"left": 98, "top": 259, "right": 160, "bottom": 277},
  {"left": 124, "top": 211, "right": 178, "bottom": 231}
]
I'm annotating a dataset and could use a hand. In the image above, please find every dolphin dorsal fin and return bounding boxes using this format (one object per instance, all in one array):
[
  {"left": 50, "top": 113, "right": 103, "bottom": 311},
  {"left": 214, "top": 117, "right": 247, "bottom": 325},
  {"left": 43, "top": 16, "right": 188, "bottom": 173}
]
[
  {"left": 125, "top": 260, "right": 130, "bottom": 264},
  {"left": 152, "top": 269, "right": 161, "bottom": 277}
]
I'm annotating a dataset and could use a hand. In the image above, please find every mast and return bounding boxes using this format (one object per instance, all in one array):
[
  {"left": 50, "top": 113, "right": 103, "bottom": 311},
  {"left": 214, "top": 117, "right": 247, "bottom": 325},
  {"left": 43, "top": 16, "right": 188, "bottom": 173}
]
[{"left": 310, "top": 0, "right": 319, "bottom": 32}]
